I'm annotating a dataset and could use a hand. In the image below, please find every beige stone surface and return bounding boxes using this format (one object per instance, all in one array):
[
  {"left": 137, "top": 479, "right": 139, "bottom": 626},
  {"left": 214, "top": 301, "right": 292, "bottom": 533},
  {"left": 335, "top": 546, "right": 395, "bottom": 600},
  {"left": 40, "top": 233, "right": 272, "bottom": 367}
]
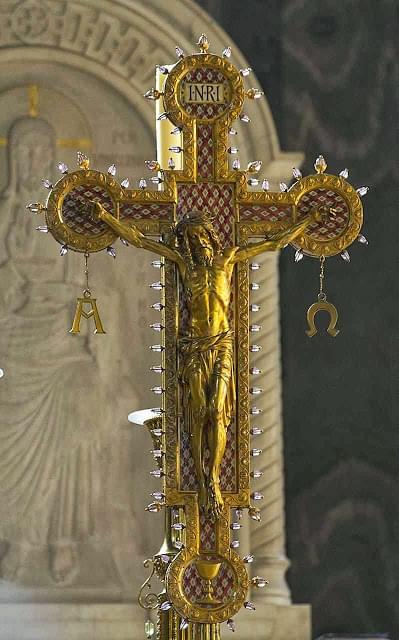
[{"left": 0, "top": 0, "right": 308, "bottom": 637}]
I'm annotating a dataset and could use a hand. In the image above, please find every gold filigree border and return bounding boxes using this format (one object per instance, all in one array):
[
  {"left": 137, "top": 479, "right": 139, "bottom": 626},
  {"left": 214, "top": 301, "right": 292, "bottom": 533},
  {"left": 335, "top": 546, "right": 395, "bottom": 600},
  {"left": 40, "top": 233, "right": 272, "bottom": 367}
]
[
  {"left": 289, "top": 173, "right": 364, "bottom": 257},
  {"left": 45, "top": 170, "right": 177, "bottom": 252},
  {"left": 163, "top": 54, "right": 245, "bottom": 127}
]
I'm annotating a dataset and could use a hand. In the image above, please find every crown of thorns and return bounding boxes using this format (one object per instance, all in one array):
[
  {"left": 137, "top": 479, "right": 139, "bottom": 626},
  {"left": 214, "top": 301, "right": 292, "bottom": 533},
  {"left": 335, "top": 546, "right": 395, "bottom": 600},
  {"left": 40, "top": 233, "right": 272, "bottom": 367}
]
[{"left": 173, "top": 210, "right": 216, "bottom": 236}]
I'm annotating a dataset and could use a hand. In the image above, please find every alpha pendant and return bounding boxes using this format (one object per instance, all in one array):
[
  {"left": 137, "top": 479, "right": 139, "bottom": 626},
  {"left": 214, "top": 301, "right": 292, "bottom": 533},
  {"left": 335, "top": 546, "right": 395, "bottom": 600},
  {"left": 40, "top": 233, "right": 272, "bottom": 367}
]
[{"left": 69, "top": 290, "right": 106, "bottom": 335}]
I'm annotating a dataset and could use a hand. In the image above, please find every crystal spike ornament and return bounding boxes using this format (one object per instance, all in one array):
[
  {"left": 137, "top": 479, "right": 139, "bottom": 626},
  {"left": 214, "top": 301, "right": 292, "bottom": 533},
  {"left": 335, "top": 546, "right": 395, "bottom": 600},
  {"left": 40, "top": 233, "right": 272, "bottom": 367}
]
[
  {"left": 232, "top": 159, "right": 241, "bottom": 170},
  {"left": 279, "top": 182, "right": 288, "bottom": 192},
  {"left": 107, "top": 164, "right": 117, "bottom": 176},
  {"left": 42, "top": 179, "right": 52, "bottom": 189},
  {"left": 227, "top": 619, "right": 235, "bottom": 632},
  {"left": 240, "top": 67, "right": 252, "bottom": 77},
  {"left": 358, "top": 234, "right": 368, "bottom": 245},
  {"left": 248, "top": 507, "right": 262, "bottom": 522},
  {"left": 60, "top": 244, "right": 68, "bottom": 256},
  {"left": 145, "top": 502, "right": 163, "bottom": 513},
  {"left": 145, "top": 160, "right": 160, "bottom": 171},
  {"left": 149, "top": 281, "right": 164, "bottom": 290},
  {"left": 139, "top": 179, "right": 147, "bottom": 189},
  {"left": 36, "top": 225, "right": 49, "bottom": 233},
  {"left": 106, "top": 246, "right": 116, "bottom": 258},
  {"left": 339, "top": 168, "right": 349, "bottom": 179},
  {"left": 251, "top": 576, "right": 268, "bottom": 588},
  {"left": 244, "top": 601, "right": 256, "bottom": 611},
  {"left": 247, "top": 160, "right": 262, "bottom": 173},
  {"left": 26, "top": 202, "right": 46, "bottom": 214},
  {"left": 249, "top": 386, "right": 262, "bottom": 395},
  {"left": 158, "top": 65, "right": 169, "bottom": 74},
  {"left": 357, "top": 186, "right": 369, "bottom": 197},
  {"left": 150, "top": 323, "right": 164, "bottom": 331},
  {"left": 58, "top": 162, "right": 68, "bottom": 174},
  {"left": 175, "top": 46, "right": 185, "bottom": 59},
  {"left": 222, "top": 46, "right": 232, "bottom": 58},
  {"left": 247, "top": 178, "right": 259, "bottom": 186},
  {"left": 169, "top": 146, "right": 182, "bottom": 153},
  {"left": 121, "top": 178, "right": 130, "bottom": 188},
  {"left": 228, "top": 147, "right": 238, "bottom": 154},
  {"left": 144, "top": 88, "right": 161, "bottom": 100},
  {"left": 197, "top": 33, "right": 209, "bottom": 52},
  {"left": 150, "top": 469, "right": 164, "bottom": 478},
  {"left": 341, "top": 250, "right": 350, "bottom": 262},
  {"left": 292, "top": 167, "right": 302, "bottom": 180},
  {"left": 246, "top": 88, "right": 264, "bottom": 99},
  {"left": 295, "top": 249, "right": 304, "bottom": 263},
  {"left": 314, "top": 155, "right": 327, "bottom": 174},
  {"left": 160, "top": 601, "right": 172, "bottom": 611},
  {"left": 77, "top": 151, "right": 90, "bottom": 169},
  {"left": 151, "top": 491, "right": 165, "bottom": 500},
  {"left": 239, "top": 113, "right": 250, "bottom": 123},
  {"left": 151, "top": 387, "right": 164, "bottom": 395},
  {"left": 262, "top": 179, "right": 269, "bottom": 191},
  {"left": 243, "top": 554, "right": 254, "bottom": 563},
  {"left": 168, "top": 158, "right": 175, "bottom": 170},
  {"left": 157, "top": 112, "right": 169, "bottom": 121},
  {"left": 249, "top": 367, "right": 261, "bottom": 375},
  {"left": 249, "top": 303, "right": 260, "bottom": 311}
]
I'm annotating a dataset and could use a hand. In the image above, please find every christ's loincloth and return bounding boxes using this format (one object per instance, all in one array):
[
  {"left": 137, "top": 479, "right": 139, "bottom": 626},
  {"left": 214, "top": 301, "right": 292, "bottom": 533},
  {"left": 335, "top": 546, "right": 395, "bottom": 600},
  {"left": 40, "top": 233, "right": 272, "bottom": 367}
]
[{"left": 179, "top": 330, "right": 235, "bottom": 436}]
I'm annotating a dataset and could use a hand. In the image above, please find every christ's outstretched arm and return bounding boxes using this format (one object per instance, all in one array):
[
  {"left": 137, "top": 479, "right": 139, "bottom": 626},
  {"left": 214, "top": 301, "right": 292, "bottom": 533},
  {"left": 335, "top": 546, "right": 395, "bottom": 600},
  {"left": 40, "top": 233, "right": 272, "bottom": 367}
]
[
  {"left": 230, "top": 216, "right": 312, "bottom": 263},
  {"left": 90, "top": 202, "right": 185, "bottom": 270}
]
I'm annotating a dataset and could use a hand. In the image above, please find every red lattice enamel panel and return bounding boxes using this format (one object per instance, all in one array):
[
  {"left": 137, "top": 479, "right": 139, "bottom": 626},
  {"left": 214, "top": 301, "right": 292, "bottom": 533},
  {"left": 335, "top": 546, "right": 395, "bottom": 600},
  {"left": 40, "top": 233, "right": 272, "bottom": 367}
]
[
  {"left": 182, "top": 559, "right": 235, "bottom": 603},
  {"left": 177, "top": 183, "right": 234, "bottom": 248},
  {"left": 239, "top": 203, "right": 292, "bottom": 223},
  {"left": 120, "top": 202, "right": 172, "bottom": 221},
  {"left": 62, "top": 184, "right": 113, "bottom": 236},
  {"left": 197, "top": 124, "right": 214, "bottom": 179},
  {"left": 179, "top": 68, "right": 231, "bottom": 120},
  {"left": 297, "top": 188, "right": 349, "bottom": 241},
  {"left": 199, "top": 513, "right": 216, "bottom": 551},
  {"left": 180, "top": 421, "right": 236, "bottom": 493}
]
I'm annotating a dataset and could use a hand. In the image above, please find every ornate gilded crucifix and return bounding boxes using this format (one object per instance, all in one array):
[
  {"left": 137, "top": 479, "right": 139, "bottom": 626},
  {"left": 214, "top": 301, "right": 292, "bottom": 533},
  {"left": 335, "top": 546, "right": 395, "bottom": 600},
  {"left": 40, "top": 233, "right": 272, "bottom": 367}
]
[{"left": 28, "top": 34, "right": 366, "bottom": 640}]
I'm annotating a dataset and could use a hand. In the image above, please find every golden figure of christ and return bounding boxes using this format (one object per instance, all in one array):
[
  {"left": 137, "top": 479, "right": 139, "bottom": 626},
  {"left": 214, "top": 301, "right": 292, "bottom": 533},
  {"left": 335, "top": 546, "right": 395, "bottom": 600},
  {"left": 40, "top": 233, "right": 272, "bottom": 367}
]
[{"left": 91, "top": 204, "right": 311, "bottom": 517}]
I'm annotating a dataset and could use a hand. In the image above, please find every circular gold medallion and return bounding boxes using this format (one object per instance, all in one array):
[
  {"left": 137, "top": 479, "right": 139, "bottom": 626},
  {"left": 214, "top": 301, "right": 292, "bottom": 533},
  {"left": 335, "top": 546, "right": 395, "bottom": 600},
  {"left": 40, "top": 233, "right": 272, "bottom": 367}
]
[
  {"left": 163, "top": 54, "right": 245, "bottom": 127},
  {"left": 45, "top": 170, "right": 121, "bottom": 252},
  {"left": 166, "top": 550, "right": 249, "bottom": 623},
  {"left": 289, "top": 174, "right": 363, "bottom": 258}
]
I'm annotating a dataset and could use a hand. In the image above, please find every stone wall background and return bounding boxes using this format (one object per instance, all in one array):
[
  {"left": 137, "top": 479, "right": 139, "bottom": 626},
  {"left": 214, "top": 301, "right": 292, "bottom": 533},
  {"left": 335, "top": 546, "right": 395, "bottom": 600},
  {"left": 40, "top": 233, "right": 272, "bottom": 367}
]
[{"left": 198, "top": 0, "right": 399, "bottom": 636}]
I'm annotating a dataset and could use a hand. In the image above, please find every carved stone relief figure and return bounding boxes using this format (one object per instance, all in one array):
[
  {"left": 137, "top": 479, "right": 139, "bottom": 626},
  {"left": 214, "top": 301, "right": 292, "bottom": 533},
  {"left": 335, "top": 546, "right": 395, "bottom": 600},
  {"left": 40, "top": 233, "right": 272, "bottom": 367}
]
[{"left": 0, "top": 115, "right": 108, "bottom": 586}]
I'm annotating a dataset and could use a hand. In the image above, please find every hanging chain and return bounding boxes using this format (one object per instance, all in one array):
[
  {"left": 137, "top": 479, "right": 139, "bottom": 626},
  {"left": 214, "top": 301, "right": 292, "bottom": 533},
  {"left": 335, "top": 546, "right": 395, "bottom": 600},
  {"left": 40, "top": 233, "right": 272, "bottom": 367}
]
[
  {"left": 84, "top": 252, "right": 91, "bottom": 298},
  {"left": 318, "top": 255, "right": 326, "bottom": 301}
]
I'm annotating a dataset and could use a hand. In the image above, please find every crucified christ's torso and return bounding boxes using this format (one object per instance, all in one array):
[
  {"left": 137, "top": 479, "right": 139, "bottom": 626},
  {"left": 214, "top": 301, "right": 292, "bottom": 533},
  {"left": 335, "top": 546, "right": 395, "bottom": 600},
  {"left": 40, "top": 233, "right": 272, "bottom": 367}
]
[{"left": 182, "top": 259, "right": 233, "bottom": 338}]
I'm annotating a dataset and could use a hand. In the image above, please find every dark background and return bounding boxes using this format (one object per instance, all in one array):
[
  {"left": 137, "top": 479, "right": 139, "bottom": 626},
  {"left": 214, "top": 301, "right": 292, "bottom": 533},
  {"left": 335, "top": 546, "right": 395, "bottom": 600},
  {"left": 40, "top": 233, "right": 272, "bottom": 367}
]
[{"left": 196, "top": 0, "right": 398, "bottom": 636}]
